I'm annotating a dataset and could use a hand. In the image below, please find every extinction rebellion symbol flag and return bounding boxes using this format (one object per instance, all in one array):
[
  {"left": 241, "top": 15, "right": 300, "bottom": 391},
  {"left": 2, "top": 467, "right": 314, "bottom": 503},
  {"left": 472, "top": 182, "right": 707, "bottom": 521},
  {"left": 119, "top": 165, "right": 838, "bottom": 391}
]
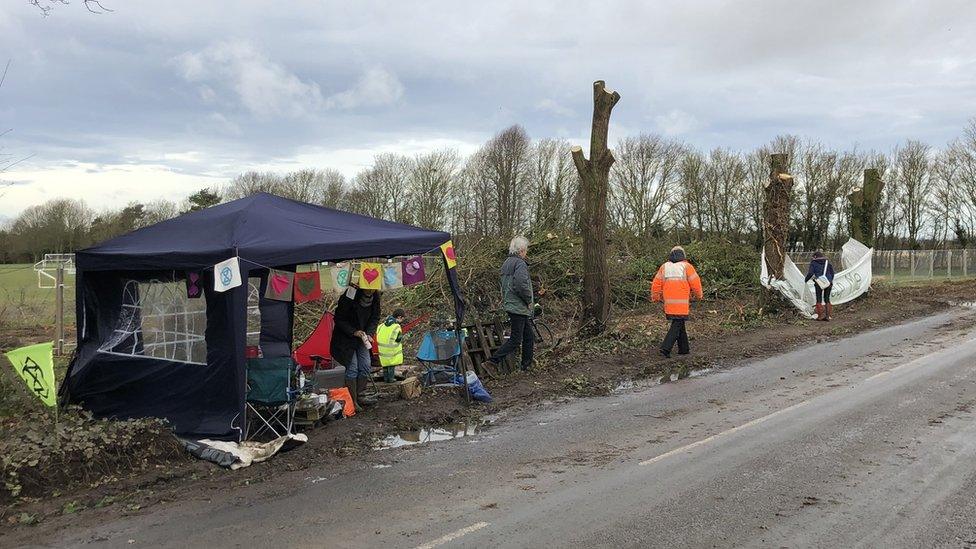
[{"left": 4, "top": 342, "right": 57, "bottom": 407}]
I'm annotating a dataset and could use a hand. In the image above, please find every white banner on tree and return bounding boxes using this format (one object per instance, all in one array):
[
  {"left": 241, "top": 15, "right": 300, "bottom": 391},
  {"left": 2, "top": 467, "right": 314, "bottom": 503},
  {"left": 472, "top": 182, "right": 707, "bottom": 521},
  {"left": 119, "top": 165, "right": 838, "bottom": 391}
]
[{"left": 760, "top": 238, "right": 873, "bottom": 318}]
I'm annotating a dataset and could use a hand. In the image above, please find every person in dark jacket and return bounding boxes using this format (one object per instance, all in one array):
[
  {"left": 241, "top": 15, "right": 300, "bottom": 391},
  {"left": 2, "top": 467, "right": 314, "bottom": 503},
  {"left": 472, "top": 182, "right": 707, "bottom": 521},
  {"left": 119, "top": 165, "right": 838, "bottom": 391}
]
[
  {"left": 331, "top": 286, "right": 381, "bottom": 411},
  {"left": 486, "top": 236, "right": 535, "bottom": 371},
  {"left": 804, "top": 250, "right": 835, "bottom": 321}
]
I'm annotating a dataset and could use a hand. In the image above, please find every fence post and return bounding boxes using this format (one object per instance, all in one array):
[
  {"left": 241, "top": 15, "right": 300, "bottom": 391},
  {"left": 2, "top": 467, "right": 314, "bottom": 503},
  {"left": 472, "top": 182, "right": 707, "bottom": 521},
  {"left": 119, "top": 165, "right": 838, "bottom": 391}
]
[
  {"left": 55, "top": 263, "right": 65, "bottom": 356},
  {"left": 889, "top": 252, "right": 895, "bottom": 279},
  {"left": 947, "top": 249, "right": 952, "bottom": 278},
  {"left": 929, "top": 250, "right": 934, "bottom": 278},
  {"left": 965, "top": 249, "right": 969, "bottom": 277},
  {"left": 911, "top": 251, "right": 916, "bottom": 278}
]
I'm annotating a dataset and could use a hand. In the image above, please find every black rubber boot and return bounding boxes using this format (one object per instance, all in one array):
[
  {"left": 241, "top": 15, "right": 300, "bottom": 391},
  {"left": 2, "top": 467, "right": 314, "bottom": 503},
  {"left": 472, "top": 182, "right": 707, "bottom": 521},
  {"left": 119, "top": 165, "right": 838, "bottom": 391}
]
[
  {"left": 357, "top": 375, "right": 375, "bottom": 406},
  {"left": 344, "top": 377, "right": 360, "bottom": 412}
]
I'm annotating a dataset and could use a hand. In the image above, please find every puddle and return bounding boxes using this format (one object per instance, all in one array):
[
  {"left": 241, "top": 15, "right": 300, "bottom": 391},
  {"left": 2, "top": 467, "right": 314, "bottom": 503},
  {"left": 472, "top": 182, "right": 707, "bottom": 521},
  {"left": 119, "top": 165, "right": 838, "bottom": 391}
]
[
  {"left": 375, "top": 421, "right": 490, "bottom": 450},
  {"left": 372, "top": 464, "right": 392, "bottom": 469},
  {"left": 950, "top": 301, "right": 976, "bottom": 309}
]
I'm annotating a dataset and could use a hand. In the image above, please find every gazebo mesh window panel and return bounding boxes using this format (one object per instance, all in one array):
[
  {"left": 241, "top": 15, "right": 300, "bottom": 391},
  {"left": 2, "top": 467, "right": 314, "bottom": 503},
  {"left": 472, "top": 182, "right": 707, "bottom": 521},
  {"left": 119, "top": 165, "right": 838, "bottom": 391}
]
[
  {"left": 246, "top": 277, "right": 262, "bottom": 347},
  {"left": 99, "top": 277, "right": 263, "bottom": 365},
  {"left": 99, "top": 279, "right": 208, "bottom": 364}
]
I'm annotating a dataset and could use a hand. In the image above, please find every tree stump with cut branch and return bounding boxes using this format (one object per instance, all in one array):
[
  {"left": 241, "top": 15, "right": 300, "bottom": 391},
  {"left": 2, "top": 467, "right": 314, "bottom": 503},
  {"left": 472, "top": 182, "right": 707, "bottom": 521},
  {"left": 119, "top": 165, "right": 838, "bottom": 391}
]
[
  {"left": 848, "top": 168, "right": 884, "bottom": 248},
  {"left": 763, "top": 153, "right": 794, "bottom": 280},
  {"left": 572, "top": 80, "right": 620, "bottom": 334}
]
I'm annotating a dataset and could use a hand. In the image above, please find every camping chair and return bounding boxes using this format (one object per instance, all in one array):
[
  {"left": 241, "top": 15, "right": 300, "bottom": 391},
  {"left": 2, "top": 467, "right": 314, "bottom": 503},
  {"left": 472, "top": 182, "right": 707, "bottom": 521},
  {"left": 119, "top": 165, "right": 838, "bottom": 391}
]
[
  {"left": 246, "top": 357, "right": 303, "bottom": 440},
  {"left": 416, "top": 328, "right": 465, "bottom": 387}
]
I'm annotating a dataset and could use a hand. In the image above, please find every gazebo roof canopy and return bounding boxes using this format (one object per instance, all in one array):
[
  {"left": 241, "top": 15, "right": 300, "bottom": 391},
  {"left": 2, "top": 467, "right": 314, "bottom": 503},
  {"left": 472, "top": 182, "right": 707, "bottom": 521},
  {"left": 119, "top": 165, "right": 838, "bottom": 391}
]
[{"left": 77, "top": 192, "right": 451, "bottom": 271}]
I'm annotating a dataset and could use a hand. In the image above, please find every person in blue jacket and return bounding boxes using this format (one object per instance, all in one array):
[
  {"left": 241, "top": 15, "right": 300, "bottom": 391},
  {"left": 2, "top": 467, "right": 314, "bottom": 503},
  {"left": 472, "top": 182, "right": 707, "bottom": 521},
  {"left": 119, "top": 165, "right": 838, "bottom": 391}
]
[{"left": 804, "top": 250, "right": 835, "bottom": 321}]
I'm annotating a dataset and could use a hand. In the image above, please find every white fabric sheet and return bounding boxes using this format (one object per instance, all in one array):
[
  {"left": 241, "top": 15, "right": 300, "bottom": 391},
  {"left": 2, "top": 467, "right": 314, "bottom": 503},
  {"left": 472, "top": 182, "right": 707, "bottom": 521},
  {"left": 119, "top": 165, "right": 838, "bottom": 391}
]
[{"left": 760, "top": 238, "right": 873, "bottom": 318}]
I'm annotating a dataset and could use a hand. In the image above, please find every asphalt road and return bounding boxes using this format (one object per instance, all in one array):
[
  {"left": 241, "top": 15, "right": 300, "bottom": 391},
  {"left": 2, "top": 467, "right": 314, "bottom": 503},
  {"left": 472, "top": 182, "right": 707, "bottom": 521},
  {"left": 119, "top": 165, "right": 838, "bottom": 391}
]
[{"left": 28, "top": 309, "right": 976, "bottom": 548}]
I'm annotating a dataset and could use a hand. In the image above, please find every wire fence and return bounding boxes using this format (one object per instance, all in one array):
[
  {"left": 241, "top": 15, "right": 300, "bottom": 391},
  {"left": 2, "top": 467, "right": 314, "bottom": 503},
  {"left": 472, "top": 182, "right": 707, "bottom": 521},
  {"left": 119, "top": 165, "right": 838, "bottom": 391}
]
[{"left": 792, "top": 249, "right": 976, "bottom": 280}]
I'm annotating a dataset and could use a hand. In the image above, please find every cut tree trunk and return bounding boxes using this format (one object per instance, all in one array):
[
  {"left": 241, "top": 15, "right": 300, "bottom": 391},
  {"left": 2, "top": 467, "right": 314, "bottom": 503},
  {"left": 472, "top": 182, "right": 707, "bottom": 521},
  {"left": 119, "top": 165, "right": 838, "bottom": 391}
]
[
  {"left": 848, "top": 168, "right": 884, "bottom": 248},
  {"left": 572, "top": 80, "right": 620, "bottom": 334},
  {"left": 762, "top": 153, "right": 794, "bottom": 280}
]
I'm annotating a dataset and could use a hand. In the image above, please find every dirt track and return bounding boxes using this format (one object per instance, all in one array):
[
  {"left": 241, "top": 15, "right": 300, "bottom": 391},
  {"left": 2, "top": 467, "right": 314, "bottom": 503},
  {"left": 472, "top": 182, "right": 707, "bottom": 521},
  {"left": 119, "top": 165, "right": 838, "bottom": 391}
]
[{"left": 1, "top": 279, "right": 975, "bottom": 537}]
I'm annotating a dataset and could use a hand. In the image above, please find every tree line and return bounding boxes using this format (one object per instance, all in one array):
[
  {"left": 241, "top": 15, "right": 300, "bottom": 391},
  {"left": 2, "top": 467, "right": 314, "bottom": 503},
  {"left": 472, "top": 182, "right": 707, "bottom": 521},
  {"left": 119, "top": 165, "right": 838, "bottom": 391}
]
[{"left": 4, "top": 120, "right": 976, "bottom": 263}]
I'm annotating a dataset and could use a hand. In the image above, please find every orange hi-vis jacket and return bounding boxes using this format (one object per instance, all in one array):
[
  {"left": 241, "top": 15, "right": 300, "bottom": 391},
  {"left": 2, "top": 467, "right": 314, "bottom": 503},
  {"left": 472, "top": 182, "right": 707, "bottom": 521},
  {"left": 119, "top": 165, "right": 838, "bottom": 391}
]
[{"left": 651, "top": 260, "right": 704, "bottom": 317}]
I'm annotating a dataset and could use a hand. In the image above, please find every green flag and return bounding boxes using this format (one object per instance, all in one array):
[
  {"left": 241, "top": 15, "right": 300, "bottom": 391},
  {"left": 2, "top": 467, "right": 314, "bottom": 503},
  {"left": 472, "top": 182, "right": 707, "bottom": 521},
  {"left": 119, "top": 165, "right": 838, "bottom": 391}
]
[{"left": 4, "top": 342, "right": 56, "bottom": 407}]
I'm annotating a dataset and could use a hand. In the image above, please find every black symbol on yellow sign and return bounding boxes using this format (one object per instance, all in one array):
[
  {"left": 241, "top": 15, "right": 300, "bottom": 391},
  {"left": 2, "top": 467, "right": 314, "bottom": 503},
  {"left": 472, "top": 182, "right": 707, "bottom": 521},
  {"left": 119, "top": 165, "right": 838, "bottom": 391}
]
[{"left": 20, "top": 357, "right": 50, "bottom": 400}]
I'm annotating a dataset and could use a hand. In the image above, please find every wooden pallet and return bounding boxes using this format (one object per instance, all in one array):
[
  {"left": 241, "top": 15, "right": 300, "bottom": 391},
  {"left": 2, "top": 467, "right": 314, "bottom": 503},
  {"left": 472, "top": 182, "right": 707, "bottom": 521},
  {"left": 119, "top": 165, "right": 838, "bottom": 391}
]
[{"left": 461, "top": 317, "right": 516, "bottom": 379}]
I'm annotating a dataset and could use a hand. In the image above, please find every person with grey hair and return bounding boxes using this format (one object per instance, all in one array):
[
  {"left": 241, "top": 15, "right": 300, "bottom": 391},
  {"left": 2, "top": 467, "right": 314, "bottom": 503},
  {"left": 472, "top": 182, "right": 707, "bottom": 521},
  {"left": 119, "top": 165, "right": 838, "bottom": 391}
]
[{"left": 486, "top": 236, "right": 535, "bottom": 371}]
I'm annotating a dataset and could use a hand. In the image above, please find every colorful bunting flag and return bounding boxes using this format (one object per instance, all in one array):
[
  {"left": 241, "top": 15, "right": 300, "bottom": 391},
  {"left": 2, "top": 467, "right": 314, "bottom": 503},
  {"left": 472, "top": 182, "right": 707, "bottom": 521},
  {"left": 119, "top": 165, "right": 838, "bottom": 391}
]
[
  {"left": 4, "top": 342, "right": 56, "bottom": 407},
  {"left": 185, "top": 271, "right": 202, "bottom": 299},
  {"left": 265, "top": 269, "right": 294, "bottom": 301},
  {"left": 214, "top": 257, "right": 242, "bottom": 292},
  {"left": 440, "top": 240, "right": 457, "bottom": 269},
  {"left": 293, "top": 270, "right": 323, "bottom": 303},
  {"left": 358, "top": 262, "right": 383, "bottom": 290},
  {"left": 329, "top": 263, "right": 351, "bottom": 293},
  {"left": 382, "top": 263, "right": 403, "bottom": 290},
  {"left": 349, "top": 262, "right": 361, "bottom": 286},
  {"left": 401, "top": 256, "right": 426, "bottom": 286}
]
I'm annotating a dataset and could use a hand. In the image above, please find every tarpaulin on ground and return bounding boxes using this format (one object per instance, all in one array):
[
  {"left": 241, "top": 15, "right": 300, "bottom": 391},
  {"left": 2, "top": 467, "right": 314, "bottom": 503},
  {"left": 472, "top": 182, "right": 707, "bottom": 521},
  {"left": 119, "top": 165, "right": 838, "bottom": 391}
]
[
  {"left": 760, "top": 238, "right": 873, "bottom": 318},
  {"left": 182, "top": 433, "right": 308, "bottom": 469}
]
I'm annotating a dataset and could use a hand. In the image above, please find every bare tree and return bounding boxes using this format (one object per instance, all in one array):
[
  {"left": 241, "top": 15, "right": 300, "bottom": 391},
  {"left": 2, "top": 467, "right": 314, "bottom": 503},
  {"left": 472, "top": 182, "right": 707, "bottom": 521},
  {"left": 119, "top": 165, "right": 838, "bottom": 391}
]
[
  {"left": 480, "top": 125, "right": 531, "bottom": 236},
  {"left": 344, "top": 172, "right": 387, "bottom": 220},
  {"left": 831, "top": 150, "right": 865, "bottom": 247},
  {"left": 894, "top": 140, "right": 932, "bottom": 248},
  {"left": 951, "top": 122, "right": 976, "bottom": 244},
  {"left": 796, "top": 142, "right": 840, "bottom": 250},
  {"left": 10, "top": 198, "right": 93, "bottom": 259},
  {"left": 225, "top": 171, "right": 283, "bottom": 199},
  {"left": 319, "top": 168, "right": 347, "bottom": 209},
  {"left": 701, "top": 147, "right": 748, "bottom": 237},
  {"left": 610, "top": 134, "right": 682, "bottom": 237},
  {"left": 744, "top": 146, "right": 771, "bottom": 248},
  {"left": 931, "top": 145, "right": 962, "bottom": 246},
  {"left": 29, "top": 0, "right": 112, "bottom": 16},
  {"left": 529, "top": 138, "right": 576, "bottom": 232},
  {"left": 410, "top": 149, "right": 459, "bottom": 230},
  {"left": 674, "top": 149, "right": 707, "bottom": 240},
  {"left": 140, "top": 199, "right": 179, "bottom": 227}
]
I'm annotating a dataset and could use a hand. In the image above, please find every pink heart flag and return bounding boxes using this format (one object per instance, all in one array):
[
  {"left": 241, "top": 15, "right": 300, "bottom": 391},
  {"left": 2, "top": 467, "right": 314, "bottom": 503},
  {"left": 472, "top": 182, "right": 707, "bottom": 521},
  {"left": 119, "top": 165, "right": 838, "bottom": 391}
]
[{"left": 270, "top": 273, "right": 290, "bottom": 294}]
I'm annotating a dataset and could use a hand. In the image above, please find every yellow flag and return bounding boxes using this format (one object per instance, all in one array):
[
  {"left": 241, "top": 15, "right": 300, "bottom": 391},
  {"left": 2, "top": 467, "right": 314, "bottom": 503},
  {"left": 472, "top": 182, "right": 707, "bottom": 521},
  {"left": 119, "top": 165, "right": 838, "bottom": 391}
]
[
  {"left": 4, "top": 342, "right": 57, "bottom": 407},
  {"left": 358, "top": 262, "right": 383, "bottom": 290},
  {"left": 440, "top": 240, "right": 457, "bottom": 269}
]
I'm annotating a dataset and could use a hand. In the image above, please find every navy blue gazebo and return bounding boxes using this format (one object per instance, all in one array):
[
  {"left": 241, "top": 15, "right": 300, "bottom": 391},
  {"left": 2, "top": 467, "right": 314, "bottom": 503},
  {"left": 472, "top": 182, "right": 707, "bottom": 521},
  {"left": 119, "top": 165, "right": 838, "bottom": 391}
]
[{"left": 62, "top": 193, "right": 464, "bottom": 440}]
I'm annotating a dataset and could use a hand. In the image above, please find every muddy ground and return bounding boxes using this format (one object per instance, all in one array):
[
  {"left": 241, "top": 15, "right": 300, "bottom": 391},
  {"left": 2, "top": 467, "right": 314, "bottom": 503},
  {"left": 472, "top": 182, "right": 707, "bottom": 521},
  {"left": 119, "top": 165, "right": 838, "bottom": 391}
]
[{"left": 2, "top": 279, "right": 975, "bottom": 533}]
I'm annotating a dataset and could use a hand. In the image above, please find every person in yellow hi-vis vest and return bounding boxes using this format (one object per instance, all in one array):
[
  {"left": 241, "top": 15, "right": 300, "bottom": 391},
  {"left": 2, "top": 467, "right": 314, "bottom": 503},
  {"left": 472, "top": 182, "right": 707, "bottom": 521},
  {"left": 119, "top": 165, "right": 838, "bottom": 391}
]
[{"left": 376, "top": 309, "right": 406, "bottom": 383}]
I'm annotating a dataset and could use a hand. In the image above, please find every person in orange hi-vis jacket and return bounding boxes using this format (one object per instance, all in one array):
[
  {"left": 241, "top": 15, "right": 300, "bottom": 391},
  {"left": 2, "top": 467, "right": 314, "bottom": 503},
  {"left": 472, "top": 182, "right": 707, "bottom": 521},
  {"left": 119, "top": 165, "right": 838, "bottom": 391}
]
[{"left": 651, "top": 245, "right": 704, "bottom": 358}]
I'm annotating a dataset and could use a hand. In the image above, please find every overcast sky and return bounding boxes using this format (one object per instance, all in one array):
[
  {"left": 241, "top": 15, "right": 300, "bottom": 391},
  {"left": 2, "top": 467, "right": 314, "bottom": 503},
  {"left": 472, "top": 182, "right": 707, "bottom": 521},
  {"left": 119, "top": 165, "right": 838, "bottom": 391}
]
[{"left": 1, "top": 0, "right": 975, "bottom": 220}]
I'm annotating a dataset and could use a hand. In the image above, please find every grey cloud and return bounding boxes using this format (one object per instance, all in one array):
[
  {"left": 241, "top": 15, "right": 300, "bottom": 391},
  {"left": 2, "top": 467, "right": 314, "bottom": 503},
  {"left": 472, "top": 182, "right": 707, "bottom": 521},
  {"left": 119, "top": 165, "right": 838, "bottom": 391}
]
[
  {"left": 2, "top": 0, "right": 976, "bottom": 214},
  {"left": 173, "top": 41, "right": 326, "bottom": 119}
]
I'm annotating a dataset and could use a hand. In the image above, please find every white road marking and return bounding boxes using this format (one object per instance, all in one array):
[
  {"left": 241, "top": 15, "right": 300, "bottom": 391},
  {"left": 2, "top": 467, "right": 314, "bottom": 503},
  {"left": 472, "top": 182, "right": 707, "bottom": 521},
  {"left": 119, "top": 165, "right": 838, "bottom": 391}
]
[
  {"left": 639, "top": 400, "right": 811, "bottom": 466},
  {"left": 640, "top": 339, "right": 975, "bottom": 467},
  {"left": 414, "top": 522, "right": 490, "bottom": 549}
]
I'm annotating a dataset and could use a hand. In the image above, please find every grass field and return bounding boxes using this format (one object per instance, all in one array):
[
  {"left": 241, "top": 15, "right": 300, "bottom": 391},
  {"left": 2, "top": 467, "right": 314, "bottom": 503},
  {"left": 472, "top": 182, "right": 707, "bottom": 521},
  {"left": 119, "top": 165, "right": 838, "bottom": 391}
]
[{"left": 0, "top": 263, "right": 76, "bottom": 329}]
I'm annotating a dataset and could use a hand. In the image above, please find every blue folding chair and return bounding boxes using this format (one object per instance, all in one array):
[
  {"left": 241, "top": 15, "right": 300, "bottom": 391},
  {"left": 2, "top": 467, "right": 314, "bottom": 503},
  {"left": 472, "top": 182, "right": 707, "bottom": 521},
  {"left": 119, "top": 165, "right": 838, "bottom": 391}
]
[{"left": 416, "top": 329, "right": 465, "bottom": 387}]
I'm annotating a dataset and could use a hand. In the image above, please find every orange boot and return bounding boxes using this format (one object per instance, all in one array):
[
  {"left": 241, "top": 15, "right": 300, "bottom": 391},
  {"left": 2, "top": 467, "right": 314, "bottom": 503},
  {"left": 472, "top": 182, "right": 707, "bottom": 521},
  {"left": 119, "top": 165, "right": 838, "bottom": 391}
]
[
  {"left": 815, "top": 303, "right": 825, "bottom": 321},
  {"left": 825, "top": 303, "right": 833, "bottom": 321}
]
